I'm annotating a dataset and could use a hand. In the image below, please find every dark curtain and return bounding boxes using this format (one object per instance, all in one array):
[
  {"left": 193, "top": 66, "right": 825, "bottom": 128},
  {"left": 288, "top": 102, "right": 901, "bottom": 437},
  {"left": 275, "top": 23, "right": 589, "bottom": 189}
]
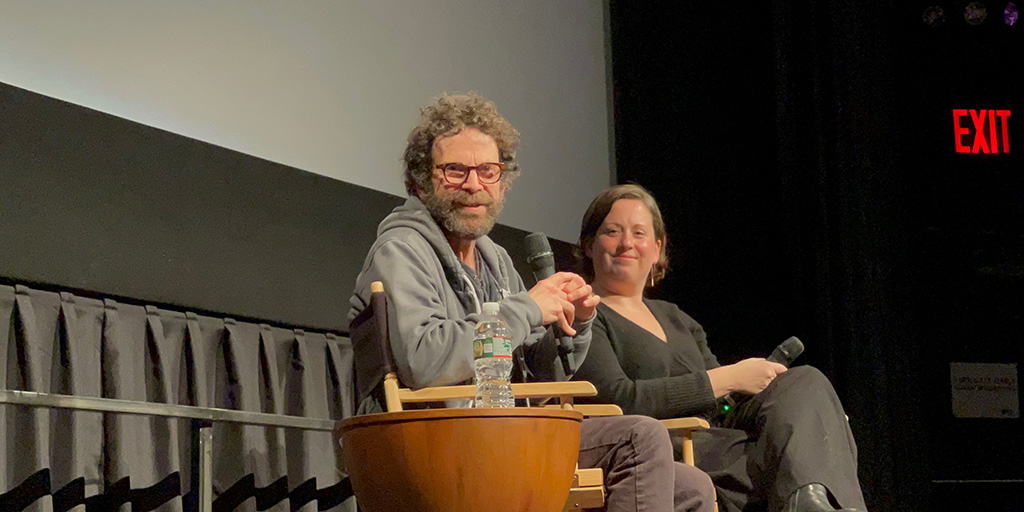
[
  {"left": 610, "top": 1, "right": 930, "bottom": 510},
  {"left": 771, "top": 1, "right": 929, "bottom": 510},
  {"left": 0, "top": 284, "right": 355, "bottom": 511}
]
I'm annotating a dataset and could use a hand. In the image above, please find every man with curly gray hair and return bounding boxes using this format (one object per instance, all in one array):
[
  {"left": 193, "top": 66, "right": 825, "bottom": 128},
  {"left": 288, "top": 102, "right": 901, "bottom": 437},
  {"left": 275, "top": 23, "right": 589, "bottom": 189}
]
[
  {"left": 349, "top": 92, "right": 715, "bottom": 512},
  {"left": 403, "top": 92, "right": 521, "bottom": 195},
  {"left": 401, "top": 93, "right": 521, "bottom": 242}
]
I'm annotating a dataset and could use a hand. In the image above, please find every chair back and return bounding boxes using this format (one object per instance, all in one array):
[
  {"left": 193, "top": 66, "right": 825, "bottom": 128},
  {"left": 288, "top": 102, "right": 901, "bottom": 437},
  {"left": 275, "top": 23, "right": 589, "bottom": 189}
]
[
  {"left": 349, "top": 281, "right": 399, "bottom": 413},
  {"left": 342, "top": 281, "right": 586, "bottom": 511}
]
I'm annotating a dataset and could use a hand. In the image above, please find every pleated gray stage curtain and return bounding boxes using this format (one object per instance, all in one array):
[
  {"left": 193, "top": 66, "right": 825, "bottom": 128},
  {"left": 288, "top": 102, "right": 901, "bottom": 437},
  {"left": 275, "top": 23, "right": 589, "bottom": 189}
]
[{"left": 0, "top": 284, "right": 356, "bottom": 511}]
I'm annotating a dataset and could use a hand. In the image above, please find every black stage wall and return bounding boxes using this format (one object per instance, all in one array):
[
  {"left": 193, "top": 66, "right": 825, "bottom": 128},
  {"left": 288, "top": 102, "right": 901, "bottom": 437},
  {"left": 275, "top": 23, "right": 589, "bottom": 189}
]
[
  {"left": 0, "top": 81, "right": 576, "bottom": 333},
  {"left": 611, "top": 1, "right": 1023, "bottom": 511}
]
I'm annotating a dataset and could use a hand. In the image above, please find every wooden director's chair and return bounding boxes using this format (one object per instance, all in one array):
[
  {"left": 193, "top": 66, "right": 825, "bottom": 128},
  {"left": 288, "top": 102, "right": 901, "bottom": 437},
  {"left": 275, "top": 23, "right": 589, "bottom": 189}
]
[{"left": 339, "top": 281, "right": 713, "bottom": 512}]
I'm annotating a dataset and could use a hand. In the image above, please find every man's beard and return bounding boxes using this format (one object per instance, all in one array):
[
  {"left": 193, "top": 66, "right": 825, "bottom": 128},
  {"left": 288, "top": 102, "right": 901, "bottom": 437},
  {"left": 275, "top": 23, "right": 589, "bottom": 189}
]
[{"left": 421, "top": 187, "right": 504, "bottom": 239}]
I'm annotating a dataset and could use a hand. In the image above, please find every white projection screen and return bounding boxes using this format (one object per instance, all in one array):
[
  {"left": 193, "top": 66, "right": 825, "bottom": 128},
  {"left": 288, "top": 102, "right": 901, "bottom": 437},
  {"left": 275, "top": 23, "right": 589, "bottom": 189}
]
[{"left": 0, "top": 1, "right": 613, "bottom": 242}]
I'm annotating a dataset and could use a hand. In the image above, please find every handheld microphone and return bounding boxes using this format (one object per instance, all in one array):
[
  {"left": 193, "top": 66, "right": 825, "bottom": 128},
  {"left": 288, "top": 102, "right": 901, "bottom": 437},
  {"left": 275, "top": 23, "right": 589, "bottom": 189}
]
[
  {"left": 721, "top": 336, "right": 805, "bottom": 415},
  {"left": 524, "top": 232, "right": 576, "bottom": 376},
  {"left": 767, "top": 336, "right": 804, "bottom": 367}
]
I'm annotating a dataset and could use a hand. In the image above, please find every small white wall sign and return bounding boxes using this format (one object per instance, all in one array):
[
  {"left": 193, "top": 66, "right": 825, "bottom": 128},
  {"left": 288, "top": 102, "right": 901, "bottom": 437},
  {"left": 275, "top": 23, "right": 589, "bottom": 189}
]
[{"left": 950, "top": 362, "right": 1019, "bottom": 419}]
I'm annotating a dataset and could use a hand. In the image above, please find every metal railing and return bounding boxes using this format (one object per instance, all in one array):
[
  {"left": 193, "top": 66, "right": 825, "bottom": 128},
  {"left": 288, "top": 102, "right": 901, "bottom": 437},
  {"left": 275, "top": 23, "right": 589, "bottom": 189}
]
[{"left": 0, "top": 389, "right": 338, "bottom": 512}]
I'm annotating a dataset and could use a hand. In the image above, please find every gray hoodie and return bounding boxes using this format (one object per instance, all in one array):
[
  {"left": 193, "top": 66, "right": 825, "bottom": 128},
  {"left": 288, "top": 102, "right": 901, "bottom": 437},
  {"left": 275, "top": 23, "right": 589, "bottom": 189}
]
[{"left": 348, "top": 196, "right": 590, "bottom": 396}]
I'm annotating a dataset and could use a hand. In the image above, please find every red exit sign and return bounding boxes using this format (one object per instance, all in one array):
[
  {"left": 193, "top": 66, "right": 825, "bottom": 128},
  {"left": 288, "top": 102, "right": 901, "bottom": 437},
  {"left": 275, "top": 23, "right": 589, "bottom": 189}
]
[{"left": 953, "top": 109, "right": 1011, "bottom": 153}]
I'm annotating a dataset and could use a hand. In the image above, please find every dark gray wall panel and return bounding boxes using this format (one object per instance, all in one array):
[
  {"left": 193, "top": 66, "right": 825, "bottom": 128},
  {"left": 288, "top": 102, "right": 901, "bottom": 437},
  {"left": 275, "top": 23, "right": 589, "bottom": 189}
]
[{"left": 0, "top": 82, "right": 575, "bottom": 332}]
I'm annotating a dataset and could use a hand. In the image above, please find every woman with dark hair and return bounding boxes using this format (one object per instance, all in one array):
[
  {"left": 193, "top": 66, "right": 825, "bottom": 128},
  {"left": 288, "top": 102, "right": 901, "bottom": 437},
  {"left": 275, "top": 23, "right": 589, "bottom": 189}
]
[{"left": 574, "top": 184, "right": 867, "bottom": 512}]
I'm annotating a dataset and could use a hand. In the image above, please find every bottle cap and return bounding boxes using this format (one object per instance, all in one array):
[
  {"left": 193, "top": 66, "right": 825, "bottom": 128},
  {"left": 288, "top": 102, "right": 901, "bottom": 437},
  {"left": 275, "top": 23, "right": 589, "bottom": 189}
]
[{"left": 482, "top": 302, "right": 500, "bottom": 315}]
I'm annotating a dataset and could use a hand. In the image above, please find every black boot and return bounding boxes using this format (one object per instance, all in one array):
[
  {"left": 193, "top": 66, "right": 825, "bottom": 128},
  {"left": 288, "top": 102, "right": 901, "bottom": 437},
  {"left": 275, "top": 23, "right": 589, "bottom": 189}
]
[{"left": 782, "top": 483, "right": 864, "bottom": 512}]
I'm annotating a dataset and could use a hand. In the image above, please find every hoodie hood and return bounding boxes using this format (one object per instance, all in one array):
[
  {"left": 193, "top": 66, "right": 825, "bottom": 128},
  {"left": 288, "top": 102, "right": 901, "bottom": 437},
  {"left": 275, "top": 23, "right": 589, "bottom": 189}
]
[{"left": 377, "top": 196, "right": 512, "bottom": 312}]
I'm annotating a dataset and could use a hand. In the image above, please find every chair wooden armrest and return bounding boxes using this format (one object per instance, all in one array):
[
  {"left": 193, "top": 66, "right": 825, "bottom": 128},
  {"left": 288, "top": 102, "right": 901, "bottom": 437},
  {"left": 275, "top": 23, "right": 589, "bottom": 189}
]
[
  {"left": 660, "top": 416, "right": 710, "bottom": 433},
  {"left": 661, "top": 417, "right": 710, "bottom": 466},
  {"left": 397, "top": 380, "right": 597, "bottom": 405},
  {"left": 544, "top": 403, "right": 623, "bottom": 416}
]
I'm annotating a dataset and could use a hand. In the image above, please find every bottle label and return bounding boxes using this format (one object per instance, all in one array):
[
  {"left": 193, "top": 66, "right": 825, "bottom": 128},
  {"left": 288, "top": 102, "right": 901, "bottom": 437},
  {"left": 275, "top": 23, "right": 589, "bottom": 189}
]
[{"left": 473, "top": 336, "right": 512, "bottom": 359}]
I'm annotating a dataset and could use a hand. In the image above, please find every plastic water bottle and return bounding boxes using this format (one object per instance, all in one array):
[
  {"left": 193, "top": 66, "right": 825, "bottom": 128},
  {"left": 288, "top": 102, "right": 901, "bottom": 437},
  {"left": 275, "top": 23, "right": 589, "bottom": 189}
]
[{"left": 473, "top": 302, "right": 514, "bottom": 407}]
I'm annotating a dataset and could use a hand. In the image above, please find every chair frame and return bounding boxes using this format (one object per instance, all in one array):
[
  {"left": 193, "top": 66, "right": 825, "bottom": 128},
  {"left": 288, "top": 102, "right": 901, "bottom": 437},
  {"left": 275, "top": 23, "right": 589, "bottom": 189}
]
[{"left": 353, "top": 280, "right": 713, "bottom": 511}]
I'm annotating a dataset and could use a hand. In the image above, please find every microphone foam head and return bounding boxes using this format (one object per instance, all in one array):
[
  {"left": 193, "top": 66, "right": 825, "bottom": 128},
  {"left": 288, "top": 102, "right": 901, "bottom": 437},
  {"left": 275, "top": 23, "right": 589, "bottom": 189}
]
[
  {"left": 776, "top": 336, "right": 805, "bottom": 365},
  {"left": 524, "top": 232, "right": 550, "bottom": 257},
  {"left": 780, "top": 336, "right": 804, "bottom": 357},
  {"left": 524, "top": 232, "right": 554, "bottom": 267},
  {"left": 524, "top": 232, "right": 556, "bottom": 282}
]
